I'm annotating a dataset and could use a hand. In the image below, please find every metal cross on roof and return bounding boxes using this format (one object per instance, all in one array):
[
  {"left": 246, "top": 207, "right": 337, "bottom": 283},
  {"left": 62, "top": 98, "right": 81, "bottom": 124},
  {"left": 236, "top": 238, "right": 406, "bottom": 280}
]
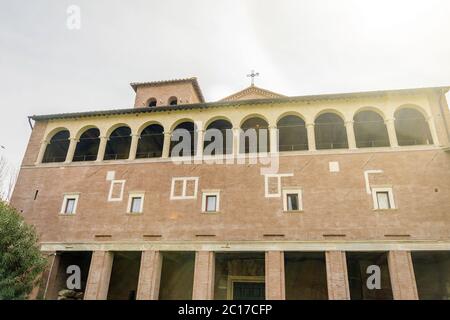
[{"left": 247, "top": 70, "right": 259, "bottom": 86}]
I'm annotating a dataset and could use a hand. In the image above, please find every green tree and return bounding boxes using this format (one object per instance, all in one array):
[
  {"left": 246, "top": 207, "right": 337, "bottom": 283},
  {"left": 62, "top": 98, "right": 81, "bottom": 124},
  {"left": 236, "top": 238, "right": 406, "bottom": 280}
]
[{"left": 0, "top": 201, "right": 46, "bottom": 299}]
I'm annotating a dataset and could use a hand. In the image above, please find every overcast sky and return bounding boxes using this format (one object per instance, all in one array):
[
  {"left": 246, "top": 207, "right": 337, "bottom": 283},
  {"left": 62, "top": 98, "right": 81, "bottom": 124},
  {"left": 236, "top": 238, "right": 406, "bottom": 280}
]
[{"left": 1, "top": 0, "right": 450, "bottom": 173}]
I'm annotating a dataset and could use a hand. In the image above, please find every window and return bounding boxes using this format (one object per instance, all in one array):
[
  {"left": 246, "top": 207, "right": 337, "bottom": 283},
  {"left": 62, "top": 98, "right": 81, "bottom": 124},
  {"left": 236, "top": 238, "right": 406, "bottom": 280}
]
[
  {"left": 170, "top": 177, "right": 199, "bottom": 200},
  {"left": 202, "top": 191, "right": 220, "bottom": 213},
  {"left": 282, "top": 188, "right": 303, "bottom": 212},
  {"left": 147, "top": 98, "right": 157, "bottom": 107},
  {"left": 168, "top": 96, "right": 178, "bottom": 106},
  {"left": 60, "top": 194, "right": 79, "bottom": 214},
  {"left": 127, "top": 193, "right": 145, "bottom": 213},
  {"left": 372, "top": 187, "right": 396, "bottom": 210}
]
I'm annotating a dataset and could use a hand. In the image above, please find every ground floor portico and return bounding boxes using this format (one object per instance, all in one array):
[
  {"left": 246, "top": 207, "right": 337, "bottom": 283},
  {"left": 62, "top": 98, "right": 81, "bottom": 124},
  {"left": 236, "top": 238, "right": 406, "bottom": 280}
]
[{"left": 35, "top": 241, "right": 450, "bottom": 300}]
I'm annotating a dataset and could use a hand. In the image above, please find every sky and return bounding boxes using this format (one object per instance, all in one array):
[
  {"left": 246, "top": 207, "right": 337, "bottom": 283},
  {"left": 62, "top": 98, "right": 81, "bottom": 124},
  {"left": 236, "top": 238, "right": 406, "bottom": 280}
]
[{"left": 1, "top": 0, "right": 450, "bottom": 183}]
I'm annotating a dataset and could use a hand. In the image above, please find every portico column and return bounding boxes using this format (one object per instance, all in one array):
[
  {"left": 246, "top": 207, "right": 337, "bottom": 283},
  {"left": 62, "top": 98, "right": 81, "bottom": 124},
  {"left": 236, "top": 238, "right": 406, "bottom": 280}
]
[
  {"left": 35, "top": 139, "right": 49, "bottom": 164},
  {"left": 325, "top": 251, "right": 350, "bottom": 300},
  {"left": 136, "top": 251, "right": 162, "bottom": 300},
  {"left": 345, "top": 121, "right": 357, "bottom": 149},
  {"left": 233, "top": 127, "right": 241, "bottom": 156},
  {"left": 64, "top": 138, "right": 78, "bottom": 164},
  {"left": 96, "top": 136, "right": 108, "bottom": 162},
  {"left": 196, "top": 129, "right": 204, "bottom": 159},
  {"left": 269, "top": 126, "right": 279, "bottom": 154},
  {"left": 388, "top": 251, "right": 419, "bottom": 300},
  {"left": 128, "top": 134, "right": 140, "bottom": 161},
  {"left": 306, "top": 123, "right": 316, "bottom": 151},
  {"left": 162, "top": 132, "right": 172, "bottom": 159},
  {"left": 84, "top": 251, "right": 114, "bottom": 300},
  {"left": 427, "top": 116, "right": 440, "bottom": 146},
  {"left": 192, "top": 251, "right": 215, "bottom": 300},
  {"left": 265, "top": 251, "right": 285, "bottom": 300},
  {"left": 385, "top": 118, "right": 399, "bottom": 147}
]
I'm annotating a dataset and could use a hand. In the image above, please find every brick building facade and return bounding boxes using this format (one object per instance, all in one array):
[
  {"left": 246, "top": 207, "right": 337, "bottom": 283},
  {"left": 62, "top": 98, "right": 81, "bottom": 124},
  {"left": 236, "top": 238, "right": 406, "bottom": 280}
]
[{"left": 11, "top": 78, "right": 450, "bottom": 300}]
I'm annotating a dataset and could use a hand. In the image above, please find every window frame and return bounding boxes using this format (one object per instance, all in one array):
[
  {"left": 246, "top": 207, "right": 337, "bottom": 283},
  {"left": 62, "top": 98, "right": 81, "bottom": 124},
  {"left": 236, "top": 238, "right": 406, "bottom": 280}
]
[
  {"left": 127, "top": 192, "right": 145, "bottom": 214},
  {"left": 201, "top": 190, "right": 220, "bottom": 213},
  {"left": 170, "top": 177, "right": 199, "bottom": 200},
  {"left": 372, "top": 187, "right": 396, "bottom": 210},
  {"left": 108, "top": 180, "right": 126, "bottom": 202},
  {"left": 60, "top": 193, "right": 80, "bottom": 215},
  {"left": 282, "top": 188, "right": 303, "bottom": 212}
]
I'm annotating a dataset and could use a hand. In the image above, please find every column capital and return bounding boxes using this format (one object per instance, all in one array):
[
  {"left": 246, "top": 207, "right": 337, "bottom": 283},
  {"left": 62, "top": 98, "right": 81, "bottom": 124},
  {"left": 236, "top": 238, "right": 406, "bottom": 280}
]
[
  {"left": 384, "top": 118, "right": 396, "bottom": 124},
  {"left": 345, "top": 120, "right": 354, "bottom": 126},
  {"left": 305, "top": 123, "right": 315, "bottom": 128}
]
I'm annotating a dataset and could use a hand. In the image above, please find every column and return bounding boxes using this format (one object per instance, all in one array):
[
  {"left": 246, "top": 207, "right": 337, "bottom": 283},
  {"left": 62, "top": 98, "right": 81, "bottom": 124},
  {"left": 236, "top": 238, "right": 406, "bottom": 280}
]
[
  {"left": 385, "top": 118, "right": 399, "bottom": 147},
  {"left": 196, "top": 129, "right": 204, "bottom": 159},
  {"left": 306, "top": 123, "right": 316, "bottom": 151},
  {"left": 162, "top": 132, "right": 172, "bottom": 159},
  {"left": 269, "top": 126, "right": 279, "bottom": 154},
  {"left": 388, "top": 251, "right": 418, "bottom": 300},
  {"left": 42, "top": 252, "right": 61, "bottom": 300},
  {"left": 345, "top": 121, "right": 357, "bottom": 149},
  {"left": 96, "top": 136, "right": 108, "bottom": 162},
  {"left": 136, "top": 251, "right": 162, "bottom": 300},
  {"left": 128, "top": 134, "right": 140, "bottom": 161},
  {"left": 192, "top": 251, "right": 215, "bottom": 300},
  {"left": 265, "top": 251, "right": 285, "bottom": 300},
  {"left": 427, "top": 116, "right": 440, "bottom": 146},
  {"left": 325, "top": 251, "right": 350, "bottom": 300},
  {"left": 233, "top": 127, "right": 241, "bottom": 156},
  {"left": 64, "top": 138, "right": 78, "bottom": 164},
  {"left": 84, "top": 251, "right": 114, "bottom": 300},
  {"left": 35, "top": 139, "right": 49, "bottom": 164}
]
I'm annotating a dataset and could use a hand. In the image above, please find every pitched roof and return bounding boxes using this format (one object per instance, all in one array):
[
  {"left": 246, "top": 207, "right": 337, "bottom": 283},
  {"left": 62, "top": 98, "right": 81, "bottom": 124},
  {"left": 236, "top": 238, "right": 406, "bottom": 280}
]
[
  {"left": 130, "top": 77, "right": 205, "bottom": 103},
  {"left": 219, "top": 85, "right": 286, "bottom": 102}
]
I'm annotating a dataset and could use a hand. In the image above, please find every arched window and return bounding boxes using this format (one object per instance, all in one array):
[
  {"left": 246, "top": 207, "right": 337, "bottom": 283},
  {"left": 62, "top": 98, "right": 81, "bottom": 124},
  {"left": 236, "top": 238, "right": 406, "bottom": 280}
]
[
  {"left": 42, "top": 130, "right": 70, "bottom": 163},
  {"left": 147, "top": 98, "right": 157, "bottom": 108},
  {"left": 136, "top": 124, "right": 164, "bottom": 158},
  {"left": 73, "top": 128, "right": 100, "bottom": 162},
  {"left": 204, "top": 119, "right": 233, "bottom": 155},
  {"left": 104, "top": 126, "right": 132, "bottom": 160},
  {"left": 277, "top": 115, "right": 308, "bottom": 151},
  {"left": 395, "top": 108, "right": 433, "bottom": 146},
  {"left": 240, "top": 117, "right": 270, "bottom": 153},
  {"left": 168, "top": 96, "right": 178, "bottom": 106},
  {"left": 170, "top": 121, "right": 197, "bottom": 157},
  {"left": 314, "top": 113, "right": 348, "bottom": 150},
  {"left": 353, "top": 111, "right": 390, "bottom": 148}
]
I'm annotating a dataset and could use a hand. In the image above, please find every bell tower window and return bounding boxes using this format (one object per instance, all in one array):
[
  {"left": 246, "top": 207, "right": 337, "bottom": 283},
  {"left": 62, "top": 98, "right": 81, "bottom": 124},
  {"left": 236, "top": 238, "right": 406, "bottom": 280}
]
[
  {"left": 147, "top": 98, "right": 157, "bottom": 107},
  {"left": 168, "top": 96, "right": 178, "bottom": 106}
]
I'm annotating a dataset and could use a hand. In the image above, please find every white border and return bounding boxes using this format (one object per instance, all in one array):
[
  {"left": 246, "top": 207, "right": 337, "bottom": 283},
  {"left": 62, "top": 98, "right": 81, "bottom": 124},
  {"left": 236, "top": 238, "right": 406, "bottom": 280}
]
[
  {"left": 170, "top": 177, "right": 199, "bottom": 200},
  {"left": 108, "top": 180, "right": 125, "bottom": 202},
  {"left": 372, "top": 186, "right": 396, "bottom": 210},
  {"left": 282, "top": 188, "right": 303, "bottom": 211},
  {"left": 127, "top": 192, "right": 145, "bottom": 213},
  {"left": 60, "top": 193, "right": 80, "bottom": 214},
  {"left": 201, "top": 190, "right": 220, "bottom": 213}
]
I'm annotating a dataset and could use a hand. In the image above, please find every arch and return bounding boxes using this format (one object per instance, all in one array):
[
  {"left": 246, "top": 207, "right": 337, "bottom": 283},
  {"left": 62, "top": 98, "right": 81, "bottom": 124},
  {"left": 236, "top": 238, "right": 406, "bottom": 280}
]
[
  {"left": 136, "top": 124, "right": 164, "bottom": 159},
  {"left": 239, "top": 113, "right": 270, "bottom": 128},
  {"left": 105, "top": 123, "right": 132, "bottom": 138},
  {"left": 42, "top": 129, "right": 70, "bottom": 163},
  {"left": 147, "top": 98, "right": 157, "bottom": 107},
  {"left": 277, "top": 115, "right": 308, "bottom": 151},
  {"left": 73, "top": 128, "right": 101, "bottom": 162},
  {"left": 204, "top": 115, "right": 234, "bottom": 130},
  {"left": 240, "top": 116, "right": 270, "bottom": 153},
  {"left": 170, "top": 121, "right": 197, "bottom": 157},
  {"left": 352, "top": 106, "right": 387, "bottom": 121},
  {"left": 275, "top": 111, "right": 306, "bottom": 125},
  {"left": 204, "top": 119, "right": 233, "bottom": 155},
  {"left": 137, "top": 121, "right": 165, "bottom": 136},
  {"left": 104, "top": 126, "right": 132, "bottom": 160},
  {"left": 394, "top": 107, "right": 433, "bottom": 146},
  {"left": 168, "top": 96, "right": 178, "bottom": 106},
  {"left": 314, "top": 108, "right": 347, "bottom": 123},
  {"left": 169, "top": 118, "right": 196, "bottom": 133},
  {"left": 353, "top": 110, "right": 390, "bottom": 148},
  {"left": 314, "top": 113, "right": 348, "bottom": 150}
]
